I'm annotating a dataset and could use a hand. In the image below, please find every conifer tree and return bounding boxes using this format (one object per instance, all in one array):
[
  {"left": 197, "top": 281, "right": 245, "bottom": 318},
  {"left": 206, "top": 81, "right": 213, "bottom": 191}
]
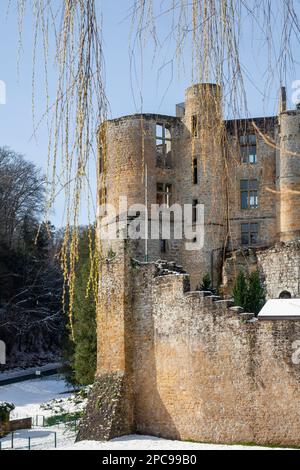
[
  {"left": 233, "top": 270, "right": 266, "bottom": 316},
  {"left": 233, "top": 271, "right": 248, "bottom": 311},
  {"left": 66, "top": 227, "right": 97, "bottom": 386},
  {"left": 245, "top": 271, "right": 266, "bottom": 316}
]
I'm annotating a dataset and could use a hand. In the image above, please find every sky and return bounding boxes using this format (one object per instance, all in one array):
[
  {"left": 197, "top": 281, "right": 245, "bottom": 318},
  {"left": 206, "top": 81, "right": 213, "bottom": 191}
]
[{"left": 0, "top": 0, "right": 300, "bottom": 227}]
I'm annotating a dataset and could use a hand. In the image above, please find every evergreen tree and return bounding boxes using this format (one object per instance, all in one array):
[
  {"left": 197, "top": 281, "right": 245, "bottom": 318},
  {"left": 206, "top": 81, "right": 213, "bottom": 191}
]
[
  {"left": 245, "top": 271, "right": 266, "bottom": 316},
  {"left": 66, "top": 226, "right": 97, "bottom": 386},
  {"left": 200, "top": 273, "right": 212, "bottom": 291},
  {"left": 233, "top": 271, "right": 248, "bottom": 310},
  {"left": 233, "top": 270, "right": 266, "bottom": 316}
]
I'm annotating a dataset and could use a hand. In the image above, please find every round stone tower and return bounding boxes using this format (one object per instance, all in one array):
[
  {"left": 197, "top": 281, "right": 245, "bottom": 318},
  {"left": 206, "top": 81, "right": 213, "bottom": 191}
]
[
  {"left": 98, "top": 113, "right": 181, "bottom": 261},
  {"left": 279, "top": 109, "right": 300, "bottom": 242},
  {"left": 179, "top": 83, "right": 227, "bottom": 288}
]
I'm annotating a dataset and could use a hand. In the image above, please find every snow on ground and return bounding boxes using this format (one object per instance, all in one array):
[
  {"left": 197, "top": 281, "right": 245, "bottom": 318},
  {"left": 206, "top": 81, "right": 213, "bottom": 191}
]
[
  {"left": 0, "top": 377, "right": 294, "bottom": 451},
  {"left": 0, "top": 426, "right": 75, "bottom": 450},
  {"left": 62, "top": 435, "right": 288, "bottom": 451},
  {"left": 0, "top": 375, "right": 72, "bottom": 420}
]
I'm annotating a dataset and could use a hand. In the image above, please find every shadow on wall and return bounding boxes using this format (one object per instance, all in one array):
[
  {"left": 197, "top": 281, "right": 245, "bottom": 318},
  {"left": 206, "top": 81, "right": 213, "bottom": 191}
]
[{"left": 130, "top": 265, "right": 181, "bottom": 440}]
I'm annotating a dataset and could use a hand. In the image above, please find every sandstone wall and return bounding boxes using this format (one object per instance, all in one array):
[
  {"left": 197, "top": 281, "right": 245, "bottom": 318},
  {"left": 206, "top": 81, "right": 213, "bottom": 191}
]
[
  {"left": 80, "top": 242, "right": 300, "bottom": 446},
  {"left": 279, "top": 110, "right": 300, "bottom": 242},
  {"left": 258, "top": 241, "right": 300, "bottom": 299},
  {"left": 226, "top": 118, "right": 277, "bottom": 251},
  {"left": 131, "top": 266, "right": 300, "bottom": 446},
  {"left": 221, "top": 248, "right": 258, "bottom": 296}
]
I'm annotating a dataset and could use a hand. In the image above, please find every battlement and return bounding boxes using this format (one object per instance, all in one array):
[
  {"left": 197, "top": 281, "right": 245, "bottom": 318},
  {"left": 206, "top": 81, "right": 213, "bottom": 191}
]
[
  {"left": 79, "top": 246, "right": 300, "bottom": 446},
  {"left": 88, "top": 82, "right": 300, "bottom": 446},
  {"left": 133, "top": 259, "right": 256, "bottom": 322}
]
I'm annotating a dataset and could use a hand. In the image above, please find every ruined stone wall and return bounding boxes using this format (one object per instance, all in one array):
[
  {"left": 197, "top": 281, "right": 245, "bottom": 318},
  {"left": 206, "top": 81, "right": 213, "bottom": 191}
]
[
  {"left": 130, "top": 266, "right": 300, "bottom": 446},
  {"left": 221, "top": 249, "right": 258, "bottom": 296},
  {"left": 257, "top": 241, "right": 300, "bottom": 299},
  {"left": 82, "top": 240, "right": 300, "bottom": 446}
]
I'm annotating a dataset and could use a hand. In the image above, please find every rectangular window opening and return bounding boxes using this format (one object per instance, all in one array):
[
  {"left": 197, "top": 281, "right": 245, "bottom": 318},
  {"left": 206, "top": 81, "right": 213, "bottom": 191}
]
[
  {"left": 193, "top": 158, "right": 198, "bottom": 185},
  {"left": 241, "top": 222, "right": 259, "bottom": 246},
  {"left": 192, "top": 199, "right": 198, "bottom": 223},
  {"left": 99, "top": 145, "right": 104, "bottom": 174},
  {"left": 240, "top": 133, "right": 257, "bottom": 164},
  {"left": 156, "top": 123, "right": 172, "bottom": 168},
  {"left": 192, "top": 115, "right": 199, "bottom": 138},
  {"left": 240, "top": 180, "right": 258, "bottom": 210},
  {"left": 160, "top": 239, "right": 167, "bottom": 254},
  {"left": 157, "top": 183, "right": 173, "bottom": 208}
]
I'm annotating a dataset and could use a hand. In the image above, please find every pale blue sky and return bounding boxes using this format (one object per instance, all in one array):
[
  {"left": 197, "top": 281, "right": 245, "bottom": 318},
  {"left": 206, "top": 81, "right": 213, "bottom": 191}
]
[{"left": 0, "top": 0, "right": 299, "bottom": 226}]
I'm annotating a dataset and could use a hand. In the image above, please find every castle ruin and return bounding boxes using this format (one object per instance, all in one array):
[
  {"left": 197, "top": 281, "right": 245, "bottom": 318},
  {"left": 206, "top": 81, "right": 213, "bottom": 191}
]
[{"left": 77, "top": 84, "right": 300, "bottom": 447}]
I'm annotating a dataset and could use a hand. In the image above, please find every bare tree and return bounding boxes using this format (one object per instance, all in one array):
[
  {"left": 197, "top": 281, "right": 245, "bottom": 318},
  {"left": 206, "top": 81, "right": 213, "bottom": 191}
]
[{"left": 0, "top": 147, "right": 45, "bottom": 248}]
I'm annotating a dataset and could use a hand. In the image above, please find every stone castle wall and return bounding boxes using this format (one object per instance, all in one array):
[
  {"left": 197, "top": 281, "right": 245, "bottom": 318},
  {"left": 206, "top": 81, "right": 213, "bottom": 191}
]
[
  {"left": 221, "top": 240, "right": 300, "bottom": 300},
  {"left": 79, "top": 244, "right": 300, "bottom": 446},
  {"left": 226, "top": 118, "right": 278, "bottom": 250},
  {"left": 131, "top": 263, "right": 300, "bottom": 446},
  {"left": 258, "top": 241, "right": 300, "bottom": 299}
]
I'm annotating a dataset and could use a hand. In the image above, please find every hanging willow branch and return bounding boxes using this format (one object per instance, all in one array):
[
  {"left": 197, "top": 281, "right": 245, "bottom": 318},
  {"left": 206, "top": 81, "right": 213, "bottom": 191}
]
[
  {"left": 13, "top": 0, "right": 108, "bottom": 336},
  {"left": 131, "top": 0, "right": 300, "bottom": 117},
  {"left": 11, "top": 0, "right": 300, "bottom": 331}
]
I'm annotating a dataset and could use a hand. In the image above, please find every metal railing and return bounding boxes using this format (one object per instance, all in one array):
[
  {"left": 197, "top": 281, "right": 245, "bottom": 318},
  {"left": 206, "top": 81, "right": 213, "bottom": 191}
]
[
  {"left": 0, "top": 430, "right": 58, "bottom": 450},
  {"left": 0, "top": 413, "right": 79, "bottom": 450}
]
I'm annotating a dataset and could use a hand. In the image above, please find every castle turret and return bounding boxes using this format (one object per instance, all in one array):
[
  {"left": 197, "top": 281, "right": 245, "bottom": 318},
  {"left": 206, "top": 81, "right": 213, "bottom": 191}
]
[
  {"left": 98, "top": 113, "right": 182, "bottom": 261},
  {"left": 180, "top": 83, "right": 227, "bottom": 288},
  {"left": 279, "top": 109, "right": 300, "bottom": 242}
]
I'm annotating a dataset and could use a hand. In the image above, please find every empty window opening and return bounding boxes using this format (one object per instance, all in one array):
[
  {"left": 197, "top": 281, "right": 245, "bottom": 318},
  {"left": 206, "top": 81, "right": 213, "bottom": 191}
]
[
  {"left": 160, "top": 239, "right": 167, "bottom": 254},
  {"left": 193, "top": 158, "right": 198, "bottom": 185},
  {"left": 240, "top": 180, "right": 258, "bottom": 210},
  {"left": 240, "top": 134, "right": 257, "bottom": 164},
  {"left": 156, "top": 123, "right": 172, "bottom": 168},
  {"left": 157, "top": 183, "right": 173, "bottom": 208},
  {"left": 192, "top": 115, "right": 199, "bottom": 138},
  {"left": 99, "top": 145, "right": 104, "bottom": 174},
  {"left": 192, "top": 199, "right": 198, "bottom": 223},
  {"left": 241, "top": 222, "right": 259, "bottom": 246}
]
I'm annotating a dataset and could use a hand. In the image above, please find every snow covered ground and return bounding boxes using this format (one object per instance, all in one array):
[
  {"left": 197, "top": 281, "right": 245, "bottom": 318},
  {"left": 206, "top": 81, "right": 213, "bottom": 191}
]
[
  {"left": 62, "top": 435, "right": 286, "bottom": 451},
  {"left": 0, "top": 375, "right": 72, "bottom": 420},
  {"left": 0, "top": 376, "right": 293, "bottom": 451}
]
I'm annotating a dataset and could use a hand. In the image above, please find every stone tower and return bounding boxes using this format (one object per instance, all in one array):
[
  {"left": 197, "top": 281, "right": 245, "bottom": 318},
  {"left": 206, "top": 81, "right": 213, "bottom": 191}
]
[
  {"left": 98, "top": 83, "right": 227, "bottom": 288},
  {"left": 278, "top": 108, "right": 300, "bottom": 242},
  {"left": 98, "top": 113, "right": 182, "bottom": 262},
  {"left": 179, "top": 83, "right": 227, "bottom": 288}
]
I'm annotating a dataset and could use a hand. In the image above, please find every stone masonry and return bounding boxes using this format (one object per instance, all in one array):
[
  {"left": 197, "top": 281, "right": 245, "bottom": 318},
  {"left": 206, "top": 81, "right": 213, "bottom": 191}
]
[
  {"left": 76, "top": 83, "right": 300, "bottom": 446},
  {"left": 78, "top": 243, "right": 300, "bottom": 446}
]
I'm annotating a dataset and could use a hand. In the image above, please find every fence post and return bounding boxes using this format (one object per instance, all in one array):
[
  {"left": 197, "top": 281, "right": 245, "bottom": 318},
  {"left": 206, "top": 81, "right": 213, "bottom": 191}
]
[
  {"left": 11, "top": 432, "right": 14, "bottom": 449},
  {"left": 54, "top": 432, "right": 57, "bottom": 449},
  {"left": 28, "top": 437, "right": 31, "bottom": 451}
]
